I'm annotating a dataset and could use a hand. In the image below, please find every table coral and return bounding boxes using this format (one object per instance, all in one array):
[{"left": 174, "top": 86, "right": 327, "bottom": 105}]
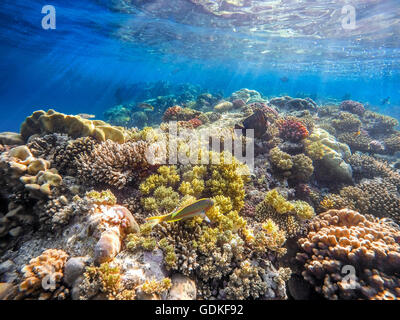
[
  {"left": 384, "top": 132, "right": 400, "bottom": 155},
  {"left": 21, "top": 109, "right": 127, "bottom": 143},
  {"left": 362, "top": 111, "right": 399, "bottom": 134},
  {"left": 297, "top": 209, "right": 400, "bottom": 300},
  {"left": 349, "top": 154, "right": 400, "bottom": 190}
]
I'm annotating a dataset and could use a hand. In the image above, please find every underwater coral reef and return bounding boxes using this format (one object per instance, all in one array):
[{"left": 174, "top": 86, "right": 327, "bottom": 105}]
[{"left": 1, "top": 89, "right": 400, "bottom": 301}]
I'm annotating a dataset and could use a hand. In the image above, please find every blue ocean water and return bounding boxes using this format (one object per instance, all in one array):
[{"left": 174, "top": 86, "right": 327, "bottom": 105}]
[{"left": 0, "top": 0, "right": 399, "bottom": 132}]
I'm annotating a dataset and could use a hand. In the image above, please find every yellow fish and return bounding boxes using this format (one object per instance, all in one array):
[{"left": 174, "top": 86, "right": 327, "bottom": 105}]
[
  {"left": 137, "top": 103, "right": 154, "bottom": 111},
  {"left": 354, "top": 130, "right": 361, "bottom": 137},
  {"left": 146, "top": 198, "right": 214, "bottom": 226}
]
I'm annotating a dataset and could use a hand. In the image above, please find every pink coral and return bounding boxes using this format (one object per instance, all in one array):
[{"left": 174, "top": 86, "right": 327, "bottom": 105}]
[
  {"left": 187, "top": 118, "right": 203, "bottom": 128},
  {"left": 163, "top": 105, "right": 182, "bottom": 122},
  {"left": 277, "top": 119, "right": 309, "bottom": 142}
]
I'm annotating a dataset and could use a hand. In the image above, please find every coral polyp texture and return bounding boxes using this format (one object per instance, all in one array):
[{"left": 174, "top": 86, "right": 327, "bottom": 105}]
[
  {"left": 296, "top": 209, "right": 400, "bottom": 300},
  {"left": 1, "top": 89, "right": 400, "bottom": 301},
  {"left": 76, "top": 140, "right": 159, "bottom": 189},
  {"left": 277, "top": 118, "right": 309, "bottom": 142}
]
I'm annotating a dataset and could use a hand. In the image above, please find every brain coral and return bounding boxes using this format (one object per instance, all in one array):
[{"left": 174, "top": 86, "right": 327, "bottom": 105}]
[
  {"left": 304, "top": 128, "right": 352, "bottom": 182},
  {"left": 297, "top": 209, "right": 400, "bottom": 300}
]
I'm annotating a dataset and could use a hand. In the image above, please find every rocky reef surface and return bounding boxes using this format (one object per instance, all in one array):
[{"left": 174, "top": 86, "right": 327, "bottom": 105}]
[{"left": 1, "top": 89, "right": 400, "bottom": 300}]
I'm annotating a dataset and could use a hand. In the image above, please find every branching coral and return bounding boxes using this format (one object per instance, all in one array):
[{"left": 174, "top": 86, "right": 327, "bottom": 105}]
[
  {"left": 255, "top": 189, "right": 314, "bottom": 237},
  {"left": 332, "top": 112, "right": 361, "bottom": 133},
  {"left": 76, "top": 140, "right": 159, "bottom": 189},
  {"left": 18, "top": 249, "right": 69, "bottom": 299},
  {"left": 81, "top": 263, "right": 135, "bottom": 300},
  {"left": 269, "top": 147, "right": 293, "bottom": 174},
  {"left": 297, "top": 209, "right": 400, "bottom": 300},
  {"left": 223, "top": 260, "right": 290, "bottom": 300}
]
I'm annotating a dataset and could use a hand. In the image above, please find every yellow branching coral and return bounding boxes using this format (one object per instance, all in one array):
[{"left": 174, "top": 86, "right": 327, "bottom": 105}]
[
  {"left": 141, "top": 278, "right": 172, "bottom": 295},
  {"left": 249, "top": 219, "right": 287, "bottom": 257},
  {"left": 126, "top": 223, "right": 157, "bottom": 252},
  {"left": 269, "top": 147, "right": 293, "bottom": 171},
  {"left": 293, "top": 200, "right": 315, "bottom": 220},
  {"left": 142, "top": 186, "right": 180, "bottom": 213},
  {"left": 86, "top": 190, "right": 117, "bottom": 206},
  {"left": 256, "top": 189, "right": 314, "bottom": 236},
  {"left": 205, "top": 151, "right": 249, "bottom": 211},
  {"left": 264, "top": 189, "right": 294, "bottom": 214},
  {"left": 140, "top": 165, "right": 180, "bottom": 195},
  {"left": 84, "top": 263, "right": 135, "bottom": 300}
]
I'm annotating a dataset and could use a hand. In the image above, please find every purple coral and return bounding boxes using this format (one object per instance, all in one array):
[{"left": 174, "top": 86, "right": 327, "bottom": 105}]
[{"left": 340, "top": 100, "right": 365, "bottom": 116}]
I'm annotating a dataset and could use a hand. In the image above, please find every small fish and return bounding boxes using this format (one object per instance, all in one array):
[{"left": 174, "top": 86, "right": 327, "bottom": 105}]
[
  {"left": 171, "top": 67, "right": 181, "bottom": 75},
  {"left": 279, "top": 76, "right": 289, "bottom": 83},
  {"left": 381, "top": 97, "right": 391, "bottom": 105},
  {"left": 137, "top": 103, "right": 154, "bottom": 111},
  {"left": 77, "top": 113, "right": 96, "bottom": 119},
  {"left": 146, "top": 198, "right": 214, "bottom": 227},
  {"left": 354, "top": 130, "right": 361, "bottom": 137}
]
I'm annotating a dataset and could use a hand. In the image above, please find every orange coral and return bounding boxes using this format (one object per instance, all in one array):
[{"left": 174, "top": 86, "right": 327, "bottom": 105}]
[
  {"left": 297, "top": 209, "right": 400, "bottom": 300},
  {"left": 19, "top": 249, "right": 68, "bottom": 298}
]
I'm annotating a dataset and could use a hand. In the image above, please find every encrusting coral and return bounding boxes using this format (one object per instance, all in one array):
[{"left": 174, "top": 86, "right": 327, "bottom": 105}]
[
  {"left": 20, "top": 109, "right": 128, "bottom": 143},
  {"left": 0, "top": 145, "right": 62, "bottom": 199},
  {"left": 297, "top": 209, "right": 400, "bottom": 300}
]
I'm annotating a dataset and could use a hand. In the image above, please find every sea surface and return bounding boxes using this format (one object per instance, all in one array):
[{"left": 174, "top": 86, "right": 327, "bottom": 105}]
[{"left": 0, "top": 0, "right": 399, "bottom": 131}]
